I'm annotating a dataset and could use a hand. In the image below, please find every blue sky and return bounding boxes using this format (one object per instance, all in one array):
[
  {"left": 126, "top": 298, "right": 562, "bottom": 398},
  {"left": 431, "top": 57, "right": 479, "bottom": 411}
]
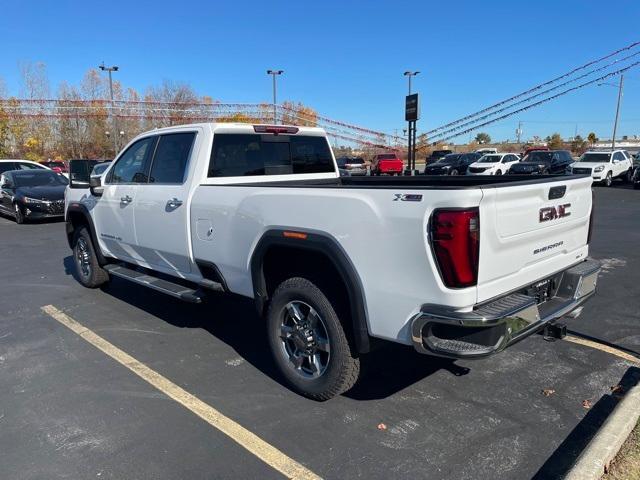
[{"left": 1, "top": 0, "right": 639, "bottom": 143}]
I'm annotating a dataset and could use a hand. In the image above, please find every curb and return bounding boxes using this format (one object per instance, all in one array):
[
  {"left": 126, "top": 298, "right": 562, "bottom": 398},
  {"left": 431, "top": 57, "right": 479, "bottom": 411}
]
[{"left": 565, "top": 381, "right": 640, "bottom": 480}]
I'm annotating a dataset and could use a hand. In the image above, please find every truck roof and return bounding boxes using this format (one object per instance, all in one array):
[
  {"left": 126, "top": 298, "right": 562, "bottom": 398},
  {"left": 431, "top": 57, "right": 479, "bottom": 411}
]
[{"left": 141, "top": 122, "right": 328, "bottom": 137}]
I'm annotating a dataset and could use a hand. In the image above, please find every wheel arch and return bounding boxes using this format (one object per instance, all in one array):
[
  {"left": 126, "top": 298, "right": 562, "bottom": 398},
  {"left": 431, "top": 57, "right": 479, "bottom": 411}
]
[
  {"left": 250, "top": 229, "right": 371, "bottom": 354},
  {"left": 65, "top": 203, "right": 107, "bottom": 265}
]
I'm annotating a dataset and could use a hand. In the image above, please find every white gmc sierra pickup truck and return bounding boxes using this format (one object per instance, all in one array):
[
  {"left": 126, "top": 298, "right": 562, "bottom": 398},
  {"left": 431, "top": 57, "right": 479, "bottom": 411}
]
[{"left": 65, "top": 123, "right": 600, "bottom": 400}]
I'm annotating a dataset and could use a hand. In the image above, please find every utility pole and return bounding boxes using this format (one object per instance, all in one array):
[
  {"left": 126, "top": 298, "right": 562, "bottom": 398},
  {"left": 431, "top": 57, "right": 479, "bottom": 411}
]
[
  {"left": 516, "top": 121, "right": 523, "bottom": 144},
  {"left": 266, "top": 69, "right": 284, "bottom": 124},
  {"left": 611, "top": 74, "right": 624, "bottom": 150},
  {"left": 99, "top": 62, "right": 119, "bottom": 155}
]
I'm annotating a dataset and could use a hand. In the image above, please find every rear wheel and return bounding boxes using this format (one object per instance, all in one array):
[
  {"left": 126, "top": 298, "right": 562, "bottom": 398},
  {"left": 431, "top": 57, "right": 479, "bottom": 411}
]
[
  {"left": 495, "top": 170, "right": 503, "bottom": 175},
  {"left": 266, "top": 277, "right": 360, "bottom": 401},
  {"left": 604, "top": 171, "right": 613, "bottom": 187},
  {"left": 72, "top": 226, "right": 109, "bottom": 288},
  {"left": 13, "top": 203, "right": 24, "bottom": 224}
]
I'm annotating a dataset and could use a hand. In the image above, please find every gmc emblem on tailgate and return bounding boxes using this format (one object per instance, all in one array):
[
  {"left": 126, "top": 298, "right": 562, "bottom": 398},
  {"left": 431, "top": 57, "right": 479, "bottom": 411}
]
[{"left": 539, "top": 203, "right": 571, "bottom": 223}]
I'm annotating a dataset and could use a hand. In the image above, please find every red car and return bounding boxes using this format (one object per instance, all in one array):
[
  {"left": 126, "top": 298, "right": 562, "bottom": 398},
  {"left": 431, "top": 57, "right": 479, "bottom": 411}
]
[
  {"left": 522, "top": 146, "right": 549, "bottom": 157},
  {"left": 40, "top": 160, "right": 69, "bottom": 174},
  {"left": 372, "top": 153, "right": 404, "bottom": 176}
]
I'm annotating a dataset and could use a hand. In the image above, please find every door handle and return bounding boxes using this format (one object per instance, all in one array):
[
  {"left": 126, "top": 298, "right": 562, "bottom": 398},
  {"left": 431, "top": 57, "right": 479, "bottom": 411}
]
[
  {"left": 167, "top": 198, "right": 183, "bottom": 209},
  {"left": 120, "top": 195, "right": 133, "bottom": 204}
]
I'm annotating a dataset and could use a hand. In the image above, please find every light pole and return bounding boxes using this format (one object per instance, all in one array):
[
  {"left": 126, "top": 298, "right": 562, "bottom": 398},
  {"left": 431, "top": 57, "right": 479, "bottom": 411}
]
[
  {"left": 598, "top": 75, "right": 624, "bottom": 150},
  {"left": 99, "top": 62, "right": 120, "bottom": 154},
  {"left": 267, "top": 69, "right": 284, "bottom": 124},
  {"left": 403, "top": 71, "right": 420, "bottom": 95}
]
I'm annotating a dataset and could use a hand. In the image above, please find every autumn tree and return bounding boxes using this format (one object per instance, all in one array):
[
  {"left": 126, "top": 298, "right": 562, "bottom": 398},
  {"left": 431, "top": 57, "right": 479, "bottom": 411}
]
[
  {"left": 546, "top": 133, "right": 563, "bottom": 149},
  {"left": 571, "top": 135, "right": 588, "bottom": 155},
  {"left": 475, "top": 132, "right": 491, "bottom": 144}
]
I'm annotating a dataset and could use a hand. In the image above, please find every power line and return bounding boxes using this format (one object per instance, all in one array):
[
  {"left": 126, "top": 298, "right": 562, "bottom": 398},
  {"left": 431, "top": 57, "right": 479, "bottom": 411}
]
[
  {"left": 432, "top": 61, "right": 640, "bottom": 144},
  {"left": 426, "top": 40, "right": 640, "bottom": 136},
  {"left": 430, "top": 52, "right": 640, "bottom": 140}
]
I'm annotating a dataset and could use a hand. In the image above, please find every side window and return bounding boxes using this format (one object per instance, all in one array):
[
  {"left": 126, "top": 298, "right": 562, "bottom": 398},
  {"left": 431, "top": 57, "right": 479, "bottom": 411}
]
[
  {"left": 0, "top": 162, "right": 16, "bottom": 174},
  {"left": 613, "top": 152, "right": 625, "bottom": 162},
  {"left": 209, "top": 134, "right": 334, "bottom": 177},
  {"left": 551, "top": 153, "right": 561, "bottom": 164},
  {"left": 16, "top": 162, "right": 42, "bottom": 170},
  {"left": 107, "top": 137, "right": 156, "bottom": 184},
  {"left": 148, "top": 132, "right": 196, "bottom": 184}
]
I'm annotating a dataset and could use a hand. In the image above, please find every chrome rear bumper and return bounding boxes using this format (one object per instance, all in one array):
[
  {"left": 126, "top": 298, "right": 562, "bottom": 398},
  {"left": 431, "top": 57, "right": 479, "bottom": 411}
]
[{"left": 411, "top": 259, "right": 600, "bottom": 358}]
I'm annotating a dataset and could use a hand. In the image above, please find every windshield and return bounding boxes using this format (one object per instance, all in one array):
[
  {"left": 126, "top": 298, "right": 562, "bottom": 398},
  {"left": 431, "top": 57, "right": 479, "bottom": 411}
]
[
  {"left": 13, "top": 170, "right": 68, "bottom": 187},
  {"left": 434, "top": 154, "right": 460, "bottom": 164},
  {"left": 523, "top": 151, "right": 553, "bottom": 163},
  {"left": 479, "top": 155, "right": 501, "bottom": 163},
  {"left": 91, "top": 163, "right": 111, "bottom": 175},
  {"left": 579, "top": 152, "right": 611, "bottom": 163}
]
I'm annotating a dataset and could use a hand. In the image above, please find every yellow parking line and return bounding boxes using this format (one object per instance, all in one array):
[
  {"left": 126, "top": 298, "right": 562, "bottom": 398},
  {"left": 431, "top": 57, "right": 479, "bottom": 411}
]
[
  {"left": 41, "top": 305, "right": 321, "bottom": 480},
  {"left": 564, "top": 334, "right": 640, "bottom": 364}
]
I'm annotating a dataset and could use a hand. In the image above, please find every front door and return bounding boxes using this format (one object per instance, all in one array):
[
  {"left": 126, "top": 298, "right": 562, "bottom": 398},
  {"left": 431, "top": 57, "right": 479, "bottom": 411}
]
[
  {"left": 93, "top": 136, "right": 157, "bottom": 262},
  {"left": 134, "top": 131, "right": 198, "bottom": 275}
]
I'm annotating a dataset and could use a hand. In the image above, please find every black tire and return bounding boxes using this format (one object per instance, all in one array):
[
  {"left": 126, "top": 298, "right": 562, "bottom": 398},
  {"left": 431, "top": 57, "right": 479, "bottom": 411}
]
[
  {"left": 495, "top": 170, "right": 502, "bottom": 176},
  {"left": 634, "top": 182, "right": 640, "bottom": 190},
  {"left": 450, "top": 169, "right": 459, "bottom": 176},
  {"left": 266, "top": 277, "right": 360, "bottom": 401},
  {"left": 623, "top": 169, "right": 632, "bottom": 183},
  {"left": 72, "top": 226, "right": 109, "bottom": 288},
  {"left": 604, "top": 171, "right": 613, "bottom": 187},
  {"left": 541, "top": 168, "right": 549, "bottom": 175},
  {"left": 13, "top": 203, "right": 24, "bottom": 224}
]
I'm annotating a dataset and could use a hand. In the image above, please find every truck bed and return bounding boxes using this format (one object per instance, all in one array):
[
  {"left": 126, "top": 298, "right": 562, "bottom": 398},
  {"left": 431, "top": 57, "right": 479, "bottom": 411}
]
[{"left": 224, "top": 174, "right": 589, "bottom": 189}]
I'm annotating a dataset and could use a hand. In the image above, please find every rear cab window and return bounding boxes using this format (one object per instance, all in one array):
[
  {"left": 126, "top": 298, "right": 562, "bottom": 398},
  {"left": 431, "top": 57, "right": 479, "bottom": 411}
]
[{"left": 208, "top": 132, "right": 335, "bottom": 178}]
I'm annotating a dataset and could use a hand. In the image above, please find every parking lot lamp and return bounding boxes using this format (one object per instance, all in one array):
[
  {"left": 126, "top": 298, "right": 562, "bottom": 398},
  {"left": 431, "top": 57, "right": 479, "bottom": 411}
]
[
  {"left": 267, "top": 70, "right": 284, "bottom": 124},
  {"left": 403, "top": 71, "right": 420, "bottom": 95},
  {"left": 99, "top": 62, "right": 120, "bottom": 154}
]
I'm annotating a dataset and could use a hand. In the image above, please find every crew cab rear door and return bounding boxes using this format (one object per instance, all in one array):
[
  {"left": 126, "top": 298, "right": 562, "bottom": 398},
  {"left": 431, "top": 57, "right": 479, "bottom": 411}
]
[
  {"left": 477, "top": 176, "right": 593, "bottom": 302},
  {"left": 133, "top": 130, "right": 200, "bottom": 274}
]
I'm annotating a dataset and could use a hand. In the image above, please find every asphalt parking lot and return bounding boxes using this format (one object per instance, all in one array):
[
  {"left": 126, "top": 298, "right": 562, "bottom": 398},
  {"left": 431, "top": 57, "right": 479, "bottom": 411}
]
[{"left": 0, "top": 185, "right": 639, "bottom": 480}]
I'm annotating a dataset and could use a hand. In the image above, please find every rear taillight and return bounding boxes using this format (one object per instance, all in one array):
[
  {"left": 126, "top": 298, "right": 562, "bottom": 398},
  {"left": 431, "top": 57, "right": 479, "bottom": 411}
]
[
  {"left": 587, "top": 189, "right": 595, "bottom": 243},
  {"left": 430, "top": 208, "right": 480, "bottom": 288}
]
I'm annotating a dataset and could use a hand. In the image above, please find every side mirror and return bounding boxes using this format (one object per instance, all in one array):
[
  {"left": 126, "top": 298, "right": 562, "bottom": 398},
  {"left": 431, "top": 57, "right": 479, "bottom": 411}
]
[
  {"left": 69, "top": 159, "right": 99, "bottom": 189},
  {"left": 90, "top": 176, "right": 104, "bottom": 197}
]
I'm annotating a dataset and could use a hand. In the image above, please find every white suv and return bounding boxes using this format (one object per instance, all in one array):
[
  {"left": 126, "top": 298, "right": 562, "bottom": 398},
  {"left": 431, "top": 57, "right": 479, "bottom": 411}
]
[
  {"left": 466, "top": 153, "right": 520, "bottom": 175},
  {"left": 569, "top": 150, "right": 633, "bottom": 186}
]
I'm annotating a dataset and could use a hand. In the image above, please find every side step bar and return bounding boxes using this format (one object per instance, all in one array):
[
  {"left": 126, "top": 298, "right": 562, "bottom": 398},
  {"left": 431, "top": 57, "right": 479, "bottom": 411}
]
[{"left": 104, "top": 264, "right": 204, "bottom": 303}]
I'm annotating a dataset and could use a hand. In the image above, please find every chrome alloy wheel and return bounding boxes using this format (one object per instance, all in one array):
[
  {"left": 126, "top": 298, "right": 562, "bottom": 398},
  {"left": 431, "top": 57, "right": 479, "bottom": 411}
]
[
  {"left": 75, "top": 237, "right": 92, "bottom": 279},
  {"left": 279, "top": 301, "right": 330, "bottom": 378}
]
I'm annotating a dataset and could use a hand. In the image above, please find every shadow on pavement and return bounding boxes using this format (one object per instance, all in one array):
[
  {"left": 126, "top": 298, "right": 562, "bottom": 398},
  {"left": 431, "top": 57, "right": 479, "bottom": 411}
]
[
  {"left": 62, "top": 255, "right": 469, "bottom": 400},
  {"left": 533, "top": 366, "right": 640, "bottom": 480}
]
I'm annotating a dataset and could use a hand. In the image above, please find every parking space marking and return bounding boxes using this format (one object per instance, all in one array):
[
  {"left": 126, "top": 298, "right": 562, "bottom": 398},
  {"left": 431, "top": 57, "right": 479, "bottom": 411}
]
[
  {"left": 564, "top": 334, "right": 640, "bottom": 364},
  {"left": 41, "top": 305, "right": 321, "bottom": 480}
]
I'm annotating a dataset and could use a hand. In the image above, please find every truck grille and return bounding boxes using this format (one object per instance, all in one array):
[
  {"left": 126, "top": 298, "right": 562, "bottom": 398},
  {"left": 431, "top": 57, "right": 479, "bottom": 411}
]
[
  {"left": 572, "top": 168, "right": 591, "bottom": 175},
  {"left": 468, "top": 167, "right": 488, "bottom": 173}
]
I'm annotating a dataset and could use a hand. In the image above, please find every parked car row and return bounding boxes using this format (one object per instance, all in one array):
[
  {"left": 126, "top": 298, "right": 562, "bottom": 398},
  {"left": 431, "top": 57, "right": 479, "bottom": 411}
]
[{"left": 421, "top": 148, "right": 636, "bottom": 188}]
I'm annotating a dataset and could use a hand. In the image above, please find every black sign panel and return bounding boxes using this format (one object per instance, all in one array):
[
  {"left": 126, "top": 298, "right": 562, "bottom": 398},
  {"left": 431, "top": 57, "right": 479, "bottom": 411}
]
[{"left": 405, "top": 93, "right": 419, "bottom": 121}]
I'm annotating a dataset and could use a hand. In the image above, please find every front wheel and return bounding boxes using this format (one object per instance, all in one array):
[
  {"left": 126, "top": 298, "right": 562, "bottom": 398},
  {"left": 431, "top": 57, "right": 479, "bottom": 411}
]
[
  {"left": 266, "top": 277, "right": 360, "bottom": 401},
  {"left": 495, "top": 170, "right": 503, "bottom": 176},
  {"left": 450, "top": 169, "right": 459, "bottom": 176},
  {"left": 604, "top": 171, "right": 613, "bottom": 187},
  {"left": 13, "top": 203, "right": 24, "bottom": 224},
  {"left": 72, "top": 226, "right": 109, "bottom": 288}
]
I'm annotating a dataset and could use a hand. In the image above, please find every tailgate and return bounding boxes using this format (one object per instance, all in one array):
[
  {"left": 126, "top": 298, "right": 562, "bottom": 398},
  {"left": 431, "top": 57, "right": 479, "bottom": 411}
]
[{"left": 476, "top": 176, "right": 593, "bottom": 302}]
